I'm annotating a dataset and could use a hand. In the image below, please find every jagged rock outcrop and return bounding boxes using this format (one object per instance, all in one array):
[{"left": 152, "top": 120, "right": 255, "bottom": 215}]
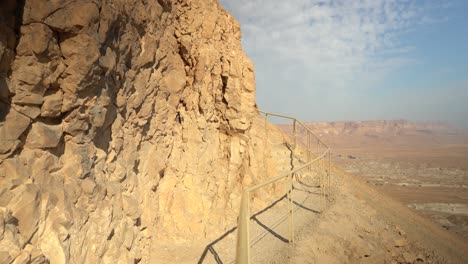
[{"left": 0, "top": 0, "right": 272, "bottom": 262}]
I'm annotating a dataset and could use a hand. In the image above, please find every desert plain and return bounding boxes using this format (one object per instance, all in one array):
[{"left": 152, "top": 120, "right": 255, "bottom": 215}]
[{"left": 283, "top": 120, "right": 468, "bottom": 241}]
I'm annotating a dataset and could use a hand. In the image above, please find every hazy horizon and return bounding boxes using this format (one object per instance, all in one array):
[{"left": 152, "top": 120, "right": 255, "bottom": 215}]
[{"left": 220, "top": 0, "right": 468, "bottom": 128}]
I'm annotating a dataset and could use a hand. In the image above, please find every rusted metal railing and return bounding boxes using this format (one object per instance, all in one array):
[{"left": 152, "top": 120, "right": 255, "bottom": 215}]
[{"left": 235, "top": 110, "right": 332, "bottom": 264}]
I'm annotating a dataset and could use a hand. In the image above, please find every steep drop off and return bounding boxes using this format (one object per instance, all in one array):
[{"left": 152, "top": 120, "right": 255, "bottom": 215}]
[{"left": 0, "top": 0, "right": 275, "bottom": 263}]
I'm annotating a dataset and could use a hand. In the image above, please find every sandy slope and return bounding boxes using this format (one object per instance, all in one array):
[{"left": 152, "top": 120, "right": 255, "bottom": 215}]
[
  {"left": 344, "top": 168, "right": 468, "bottom": 263},
  {"left": 275, "top": 167, "right": 468, "bottom": 264},
  {"left": 150, "top": 167, "right": 468, "bottom": 264},
  {"left": 153, "top": 124, "right": 468, "bottom": 263}
]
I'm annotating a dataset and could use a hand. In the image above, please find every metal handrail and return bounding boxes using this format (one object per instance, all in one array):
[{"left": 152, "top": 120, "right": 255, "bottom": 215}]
[
  {"left": 235, "top": 110, "right": 332, "bottom": 264},
  {"left": 246, "top": 150, "right": 329, "bottom": 193},
  {"left": 258, "top": 110, "right": 329, "bottom": 149}
]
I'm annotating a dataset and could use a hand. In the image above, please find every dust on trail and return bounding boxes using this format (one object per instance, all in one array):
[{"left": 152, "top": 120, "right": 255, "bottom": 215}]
[{"left": 161, "top": 162, "right": 468, "bottom": 264}]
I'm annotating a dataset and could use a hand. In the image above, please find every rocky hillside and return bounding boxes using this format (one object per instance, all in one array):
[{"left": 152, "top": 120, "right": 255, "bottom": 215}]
[
  {"left": 0, "top": 0, "right": 277, "bottom": 263},
  {"left": 303, "top": 120, "right": 459, "bottom": 137}
]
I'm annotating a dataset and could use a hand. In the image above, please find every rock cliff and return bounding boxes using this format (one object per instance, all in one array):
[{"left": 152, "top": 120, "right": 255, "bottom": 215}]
[{"left": 0, "top": 0, "right": 271, "bottom": 262}]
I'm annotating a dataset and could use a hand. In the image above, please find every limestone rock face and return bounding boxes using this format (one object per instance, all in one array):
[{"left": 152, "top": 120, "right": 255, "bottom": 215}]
[
  {"left": 25, "top": 122, "right": 63, "bottom": 149},
  {"left": 0, "top": 0, "right": 274, "bottom": 263}
]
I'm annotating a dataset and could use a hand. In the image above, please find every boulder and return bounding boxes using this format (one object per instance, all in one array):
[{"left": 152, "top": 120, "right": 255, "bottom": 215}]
[
  {"left": 12, "top": 104, "right": 41, "bottom": 119},
  {"left": 44, "top": 1, "right": 99, "bottom": 33},
  {"left": 11, "top": 91, "right": 44, "bottom": 105},
  {"left": 8, "top": 184, "right": 40, "bottom": 243},
  {"left": 0, "top": 108, "right": 31, "bottom": 154},
  {"left": 16, "top": 23, "right": 59, "bottom": 57},
  {"left": 41, "top": 90, "right": 63, "bottom": 117},
  {"left": 11, "top": 251, "right": 31, "bottom": 264},
  {"left": 99, "top": 47, "right": 116, "bottom": 73},
  {"left": 22, "top": 0, "right": 74, "bottom": 24},
  {"left": 59, "top": 34, "right": 100, "bottom": 94},
  {"left": 159, "top": 54, "right": 186, "bottom": 93},
  {"left": 25, "top": 122, "right": 63, "bottom": 149},
  {"left": 11, "top": 56, "right": 47, "bottom": 90}
]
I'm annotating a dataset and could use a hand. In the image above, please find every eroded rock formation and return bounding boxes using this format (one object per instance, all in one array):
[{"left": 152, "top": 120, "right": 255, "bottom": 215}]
[{"left": 0, "top": 0, "right": 271, "bottom": 262}]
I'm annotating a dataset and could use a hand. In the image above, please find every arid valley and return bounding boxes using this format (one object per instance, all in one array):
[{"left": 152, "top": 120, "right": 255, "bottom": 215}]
[{"left": 283, "top": 120, "right": 468, "bottom": 241}]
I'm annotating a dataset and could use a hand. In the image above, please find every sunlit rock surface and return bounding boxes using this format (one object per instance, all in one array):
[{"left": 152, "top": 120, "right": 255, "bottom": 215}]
[{"left": 0, "top": 0, "right": 276, "bottom": 262}]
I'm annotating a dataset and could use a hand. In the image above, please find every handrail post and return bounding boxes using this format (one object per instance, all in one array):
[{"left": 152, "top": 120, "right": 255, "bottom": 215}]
[
  {"left": 293, "top": 119, "right": 297, "bottom": 169},
  {"left": 264, "top": 113, "right": 268, "bottom": 177},
  {"left": 236, "top": 191, "right": 250, "bottom": 264},
  {"left": 293, "top": 119, "right": 297, "bottom": 147},
  {"left": 288, "top": 173, "right": 294, "bottom": 243},
  {"left": 317, "top": 139, "right": 321, "bottom": 189},
  {"left": 307, "top": 132, "right": 311, "bottom": 171},
  {"left": 320, "top": 155, "right": 324, "bottom": 204},
  {"left": 236, "top": 109, "right": 331, "bottom": 262},
  {"left": 317, "top": 139, "right": 320, "bottom": 157},
  {"left": 328, "top": 150, "right": 331, "bottom": 198}
]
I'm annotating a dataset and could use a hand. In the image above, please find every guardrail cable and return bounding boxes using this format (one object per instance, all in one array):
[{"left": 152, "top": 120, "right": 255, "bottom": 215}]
[{"left": 235, "top": 110, "right": 332, "bottom": 264}]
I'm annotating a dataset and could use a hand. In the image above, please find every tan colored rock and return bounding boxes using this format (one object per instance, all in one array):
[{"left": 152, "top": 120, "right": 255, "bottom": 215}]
[
  {"left": 395, "top": 238, "right": 408, "bottom": 247},
  {"left": 29, "top": 250, "right": 48, "bottom": 264},
  {"left": 0, "top": 108, "right": 30, "bottom": 154},
  {"left": 45, "top": 60, "right": 67, "bottom": 88},
  {"left": 81, "top": 178, "right": 96, "bottom": 195},
  {"left": 8, "top": 184, "right": 40, "bottom": 243},
  {"left": 0, "top": 0, "right": 270, "bottom": 262},
  {"left": 11, "top": 56, "right": 48, "bottom": 89},
  {"left": 60, "top": 33, "right": 100, "bottom": 93},
  {"left": 44, "top": 1, "right": 99, "bottom": 33},
  {"left": 22, "top": 0, "right": 74, "bottom": 24},
  {"left": 11, "top": 90, "right": 44, "bottom": 105},
  {"left": 2, "top": 157, "right": 28, "bottom": 181},
  {"left": 61, "top": 92, "right": 78, "bottom": 113},
  {"left": 62, "top": 110, "right": 89, "bottom": 136},
  {"left": 0, "top": 251, "right": 11, "bottom": 264},
  {"left": 123, "top": 195, "right": 140, "bottom": 220},
  {"left": 159, "top": 54, "right": 186, "bottom": 93},
  {"left": 11, "top": 251, "right": 31, "bottom": 264},
  {"left": 99, "top": 47, "right": 116, "bottom": 73},
  {"left": 38, "top": 226, "right": 67, "bottom": 264},
  {"left": 402, "top": 252, "right": 416, "bottom": 263},
  {"left": 60, "top": 141, "right": 95, "bottom": 179},
  {"left": 41, "top": 90, "right": 63, "bottom": 117},
  {"left": 11, "top": 104, "right": 41, "bottom": 119},
  {"left": 16, "top": 23, "right": 59, "bottom": 57},
  {"left": 25, "top": 122, "right": 62, "bottom": 149}
]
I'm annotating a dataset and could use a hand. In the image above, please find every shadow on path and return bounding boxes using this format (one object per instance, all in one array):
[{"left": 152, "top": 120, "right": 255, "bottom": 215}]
[
  {"left": 293, "top": 200, "right": 321, "bottom": 214},
  {"left": 198, "top": 186, "right": 321, "bottom": 263},
  {"left": 198, "top": 194, "right": 288, "bottom": 263}
]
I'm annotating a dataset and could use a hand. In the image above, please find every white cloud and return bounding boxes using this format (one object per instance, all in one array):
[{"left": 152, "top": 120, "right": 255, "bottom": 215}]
[
  {"left": 221, "top": 0, "right": 427, "bottom": 91},
  {"left": 220, "top": 0, "right": 464, "bottom": 126}
]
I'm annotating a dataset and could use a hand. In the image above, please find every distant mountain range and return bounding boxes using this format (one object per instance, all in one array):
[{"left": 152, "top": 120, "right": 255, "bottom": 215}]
[{"left": 299, "top": 120, "right": 463, "bottom": 137}]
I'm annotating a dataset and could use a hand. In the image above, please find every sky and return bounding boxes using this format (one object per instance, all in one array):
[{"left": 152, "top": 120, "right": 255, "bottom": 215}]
[{"left": 219, "top": 0, "right": 468, "bottom": 128}]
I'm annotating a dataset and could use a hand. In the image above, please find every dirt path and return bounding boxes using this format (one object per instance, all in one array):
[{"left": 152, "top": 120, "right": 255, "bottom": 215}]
[
  {"left": 150, "top": 165, "right": 468, "bottom": 263},
  {"left": 149, "top": 129, "right": 468, "bottom": 264},
  {"left": 195, "top": 172, "right": 330, "bottom": 264},
  {"left": 149, "top": 168, "right": 331, "bottom": 263}
]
